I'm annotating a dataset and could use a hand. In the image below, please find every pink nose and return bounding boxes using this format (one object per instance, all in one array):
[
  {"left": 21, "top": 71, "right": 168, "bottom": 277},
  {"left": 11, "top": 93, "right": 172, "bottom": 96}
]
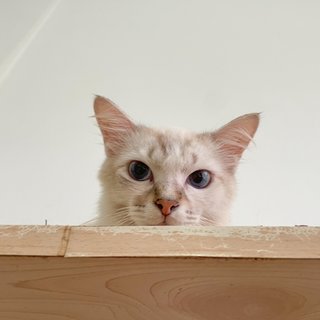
[{"left": 155, "top": 199, "right": 179, "bottom": 216}]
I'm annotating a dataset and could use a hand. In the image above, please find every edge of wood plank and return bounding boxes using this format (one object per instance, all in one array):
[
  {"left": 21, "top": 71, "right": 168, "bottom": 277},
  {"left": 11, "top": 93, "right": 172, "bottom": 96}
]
[
  {"left": 66, "top": 226, "right": 320, "bottom": 259},
  {"left": 0, "top": 225, "right": 71, "bottom": 256},
  {"left": 1, "top": 225, "right": 319, "bottom": 259}
]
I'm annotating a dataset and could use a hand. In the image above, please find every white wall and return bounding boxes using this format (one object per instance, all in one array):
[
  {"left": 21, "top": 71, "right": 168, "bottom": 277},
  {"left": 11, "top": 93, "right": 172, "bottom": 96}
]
[{"left": 1, "top": 0, "right": 319, "bottom": 226}]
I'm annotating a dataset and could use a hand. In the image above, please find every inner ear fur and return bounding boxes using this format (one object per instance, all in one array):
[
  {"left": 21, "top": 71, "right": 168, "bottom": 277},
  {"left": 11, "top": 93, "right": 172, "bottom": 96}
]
[
  {"left": 93, "top": 96, "right": 136, "bottom": 155},
  {"left": 211, "top": 113, "right": 260, "bottom": 171}
]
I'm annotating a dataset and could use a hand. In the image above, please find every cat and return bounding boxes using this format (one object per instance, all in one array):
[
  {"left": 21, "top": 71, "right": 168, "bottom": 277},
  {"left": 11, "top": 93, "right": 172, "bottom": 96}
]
[{"left": 91, "top": 96, "right": 259, "bottom": 226}]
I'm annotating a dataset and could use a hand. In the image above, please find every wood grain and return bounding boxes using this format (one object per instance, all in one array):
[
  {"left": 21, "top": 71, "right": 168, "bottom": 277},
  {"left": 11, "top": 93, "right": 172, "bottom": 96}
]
[
  {"left": 0, "top": 225, "right": 320, "bottom": 319},
  {"left": 67, "top": 226, "right": 320, "bottom": 259},
  {"left": 0, "top": 257, "right": 319, "bottom": 320},
  {"left": 1, "top": 225, "right": 319, "bottom": 259},
  {"left": 0, "top": 225, "right": 70, "bottom": 256}
]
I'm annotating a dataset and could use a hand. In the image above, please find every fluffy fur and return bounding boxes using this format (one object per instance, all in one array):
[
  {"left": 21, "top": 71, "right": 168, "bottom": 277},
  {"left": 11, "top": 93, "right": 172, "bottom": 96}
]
[{"left": 90, "top": 96, "right": 259, "bottom": 226}]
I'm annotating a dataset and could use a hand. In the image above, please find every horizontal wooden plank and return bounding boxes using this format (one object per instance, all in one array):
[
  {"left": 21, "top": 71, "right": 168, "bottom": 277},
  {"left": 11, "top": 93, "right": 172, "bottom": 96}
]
[
  {"left": 66, "top": 226, "right": 320, "bottom": 259},
  {"left": 0, "top": 256, "right": 319, "bottom": 320},
  {"left": 0, "top": 225, "right": 70, "bottom": 256},
  {"left": 1, "top": 225, "right": 320, "bottom": 259},
  {"left": 1, "top": 225, "right": 320, "bottom": 319}
]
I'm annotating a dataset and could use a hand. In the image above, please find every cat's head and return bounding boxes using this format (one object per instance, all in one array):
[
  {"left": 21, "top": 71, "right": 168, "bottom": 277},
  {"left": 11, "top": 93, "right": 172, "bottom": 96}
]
[{"left": 94, "top": 96, "right": 259, "bottom": 226}]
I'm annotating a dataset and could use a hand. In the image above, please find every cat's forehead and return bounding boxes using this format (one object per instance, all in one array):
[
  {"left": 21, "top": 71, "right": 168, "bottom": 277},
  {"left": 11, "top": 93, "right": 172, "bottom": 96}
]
[
  {"left": 124, "top": 126, "right": 222, "bottom": 173},
  {"left": 145, "top": 127, "right": 194, "bottom": 152}
]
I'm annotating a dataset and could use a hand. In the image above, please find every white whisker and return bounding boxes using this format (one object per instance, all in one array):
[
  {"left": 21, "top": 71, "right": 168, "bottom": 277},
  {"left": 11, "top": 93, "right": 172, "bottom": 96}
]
[{"left": 199, "top": 215, "right": 216, "bottom": 226}]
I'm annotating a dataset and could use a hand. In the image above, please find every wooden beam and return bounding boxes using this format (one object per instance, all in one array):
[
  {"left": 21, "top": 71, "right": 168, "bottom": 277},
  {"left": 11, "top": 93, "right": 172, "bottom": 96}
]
[
  {"left": 0, "top": 225, "right": 70, "bottom": 256},
  {"left": 67, "top": 226, "right": 320, "bottom": 259},
  {"left": 0, "top": 226, "right": 320, "bottom": 319}
]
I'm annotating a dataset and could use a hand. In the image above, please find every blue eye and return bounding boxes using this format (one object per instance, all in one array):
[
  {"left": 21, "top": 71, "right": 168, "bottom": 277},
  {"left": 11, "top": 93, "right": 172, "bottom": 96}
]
[
  {"left": 187, "top": 170, "right": 211, "bottom": 189},
  {"left": 128, "top": 161, "right": 152, "bottom": 181}
]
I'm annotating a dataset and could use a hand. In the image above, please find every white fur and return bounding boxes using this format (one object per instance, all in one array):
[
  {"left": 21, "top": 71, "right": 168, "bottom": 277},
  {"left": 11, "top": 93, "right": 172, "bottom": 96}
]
[{"left": 90, "top": 96, "right": 259, "bottom": 226}]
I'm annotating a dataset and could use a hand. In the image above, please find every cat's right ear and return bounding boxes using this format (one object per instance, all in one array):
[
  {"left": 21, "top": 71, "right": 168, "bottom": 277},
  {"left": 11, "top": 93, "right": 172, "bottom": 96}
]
[
  {"left": 210, "top": 113, "right": 260, "bottom": 172},
  {"left": 94, "top": 96, "right": 135, "bottom": 155}
]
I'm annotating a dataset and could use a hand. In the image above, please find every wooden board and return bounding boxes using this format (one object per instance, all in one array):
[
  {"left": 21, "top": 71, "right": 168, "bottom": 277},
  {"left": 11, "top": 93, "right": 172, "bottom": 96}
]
[
  {"left": 0, "top": 225, "right": 320, "bottom": 320},
  {"left": 0, "top": 257, "right": 320, "bottom": 320},
  {"left": 1, "top": 225, "right": 320, "bottom": 258},
  {"left": 0, "top": 225, "right": 70, "bottom": 256},
  {"left": 67, "top": 226, "right": 320, "bottom": 258}
]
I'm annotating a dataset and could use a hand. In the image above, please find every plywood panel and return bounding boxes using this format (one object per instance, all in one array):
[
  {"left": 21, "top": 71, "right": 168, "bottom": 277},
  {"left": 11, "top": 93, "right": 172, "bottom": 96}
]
[{"left": 0, "top": 256, "right": 319, "bottom": 320}]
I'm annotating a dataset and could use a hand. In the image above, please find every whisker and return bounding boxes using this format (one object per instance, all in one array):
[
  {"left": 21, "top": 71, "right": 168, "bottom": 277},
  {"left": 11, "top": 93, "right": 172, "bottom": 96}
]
[{"left": 199, "top": 215, "right": 216, "bottom": 226}]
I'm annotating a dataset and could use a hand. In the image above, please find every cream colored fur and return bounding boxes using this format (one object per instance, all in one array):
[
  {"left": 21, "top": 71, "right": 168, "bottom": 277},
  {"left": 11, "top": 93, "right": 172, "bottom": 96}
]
[{"left": 91, "top": 96, "right": 259, "bottom": 226}]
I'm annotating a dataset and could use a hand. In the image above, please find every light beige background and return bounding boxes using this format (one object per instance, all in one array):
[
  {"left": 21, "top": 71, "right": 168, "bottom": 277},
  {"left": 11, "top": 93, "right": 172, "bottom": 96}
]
[{"left": 1, "top": 0, "right": 319, "bottom": 225}]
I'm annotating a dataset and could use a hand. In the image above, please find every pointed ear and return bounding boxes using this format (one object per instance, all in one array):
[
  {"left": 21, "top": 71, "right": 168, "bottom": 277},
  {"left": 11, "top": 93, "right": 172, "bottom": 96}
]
[
  {"left": 212, "top": 113, "right": 260, "bottom": 172},
  {"left": 94, "top": 96, "right": 135, "bottom": 155}
]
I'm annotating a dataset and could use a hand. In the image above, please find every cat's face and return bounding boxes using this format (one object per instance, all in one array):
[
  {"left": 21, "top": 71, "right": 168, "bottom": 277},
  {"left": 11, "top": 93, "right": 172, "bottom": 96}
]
[{"left": 94, "top": 96, "right": 259, "bottom": 226}]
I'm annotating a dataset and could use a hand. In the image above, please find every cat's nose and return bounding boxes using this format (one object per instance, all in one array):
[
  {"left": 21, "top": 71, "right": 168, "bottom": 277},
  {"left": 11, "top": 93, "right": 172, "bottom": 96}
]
[{"left": 155, "top": 199, "right": 179, "bottom": 216}]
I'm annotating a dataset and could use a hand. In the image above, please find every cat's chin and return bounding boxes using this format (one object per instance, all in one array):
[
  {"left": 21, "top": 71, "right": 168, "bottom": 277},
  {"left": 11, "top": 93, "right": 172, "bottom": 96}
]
[
  {"left": 155, "top": 222, "right": 169, "bottom": 226},
  {"left": 154, "top": 219, "right": 177, "bottom": 226}
]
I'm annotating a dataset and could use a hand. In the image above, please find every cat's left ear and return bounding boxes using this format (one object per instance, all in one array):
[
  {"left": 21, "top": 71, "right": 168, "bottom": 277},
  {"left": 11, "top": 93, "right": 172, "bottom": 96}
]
[
  {"left": 211, "top": 113, "right": 260, "bottom": 172},
  {"left": 94, "top": 96, "right": 136, "bottom": 155}
]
